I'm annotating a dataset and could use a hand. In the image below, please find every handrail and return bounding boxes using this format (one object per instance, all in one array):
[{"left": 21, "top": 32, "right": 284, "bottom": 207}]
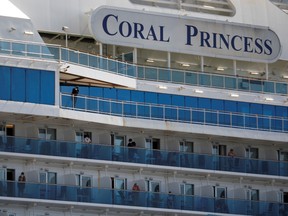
[
  {"left": 0, "top": 180, "right": 286, "bottom": 215},
  {"left": 0, "top": 38, "right": 287, "bottom": 95},
  {"left": 61, "top": 93, "right": 288, "bottom": 133},
  {"left": 1, "top": 136, "right": 287, "bottom": 177}
]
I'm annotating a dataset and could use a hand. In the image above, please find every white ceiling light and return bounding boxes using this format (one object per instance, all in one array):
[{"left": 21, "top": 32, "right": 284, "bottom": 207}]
[
  {"left": 194, "top": 89, "right": 203, "bottom": 93},
  {"left": 230, "top": 93, "right": 239, "bottom": 98}
]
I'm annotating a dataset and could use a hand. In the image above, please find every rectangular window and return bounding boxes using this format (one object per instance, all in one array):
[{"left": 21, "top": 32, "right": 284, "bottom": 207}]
[
  {"left": 179, "top": 141, "right": 193, "bottom": 153},
  {"left": 77, "top": 175, "right": 92, "bottom": 187},
  {"left": 180, "top": 183, "right": 194, "bottom": 195},
  {"left": 245, "top": 147, "right": 259, "bottom": 159},
  {"left": 40, "top": 171, "right": 57, "bottom": 184},
  {"left": 38, "top": 128, "right": 56, "bottom": 140}
]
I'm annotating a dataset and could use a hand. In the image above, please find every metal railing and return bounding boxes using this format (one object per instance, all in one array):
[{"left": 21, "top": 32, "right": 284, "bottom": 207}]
[
  {"left": 0, "top": 180, "right": 287, "bottom": 215},
  {"left": 0, "top": 38, "right": 288, "bottom": 95},
  {"left": 62, "top": 93, "right": 288, "bottom": 133},
  {"left": 1, "top": 135, "right": 287, "bottom": 177}
]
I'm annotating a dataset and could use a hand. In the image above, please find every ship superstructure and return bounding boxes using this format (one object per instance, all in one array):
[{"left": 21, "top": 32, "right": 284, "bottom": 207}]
[{"left": 0, "top": 0, "right": 287, "bottom": 215}]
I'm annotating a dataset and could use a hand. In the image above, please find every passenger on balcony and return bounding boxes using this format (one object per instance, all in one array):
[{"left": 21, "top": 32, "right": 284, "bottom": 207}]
[
  {"left": 71, "top": 86, "right": 79, "bottom": 108},
  {"left": 228, "top": 149, "right": 236, "bottom": 170},
  {"left": 127, "top": 138, "right": 137, "bottom": 162},
  {"left": 132, "top": 183, "right": 140, "bottom": 205},
  {"left": 18, "top": 172, "right": 26, "bottom": 197},
  {"left": 84, "top": 135, "right": 91, "bottom": 144}
]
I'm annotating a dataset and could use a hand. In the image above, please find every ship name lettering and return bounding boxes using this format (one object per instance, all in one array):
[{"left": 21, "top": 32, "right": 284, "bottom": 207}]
[
  {"left": 185, "top": 25, "right": 272, "bottom": 55},
  {"left": 102, "top": 14, "right": 170, "bottom": 42}
]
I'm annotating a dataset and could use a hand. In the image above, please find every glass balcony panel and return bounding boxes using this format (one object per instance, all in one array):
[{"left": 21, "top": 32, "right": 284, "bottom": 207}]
[
  {"left": 199, "top": 74, "right": 211, "bottom": 86},
  {"left": 61, "top": 48, "right": 69, "bottom": 61},
  {"left": 159, "top": 69, "right": 171, "bottom": 82},
  {"left": 192, "top": 110, "right": 204, "bottom": 123},
  {"left": 111, "top": 101, "right": 122, "bottom": 115},
  {"left": 108, "top": 59, "right": 117, "bottom": 73},
  {"left": 178, "top": 109, "right": 191, "bottom": 122},
  {"left": 276, "top": 83, "right": 288, "bottom": 94},
  {"left": 165, "top": 107, "right": 177, "bottom": 120},
  {"left": 137, "top": 66, "right": 144, "bottom": 79},
  {"left": 151, "top": 106, "right": 164, "bottom": 119},
  {"left": 127, "top": 65, "right": 136, "bottom": 77},
  {"left": 27, "top": 44, "right": 40, "bottom": 58},
  {"left": 212, "top": 75, "right": 224, "bottom": 88},
  {"left": 225, "top": 77, "right": 236, "bottom": 89},
  {"left": 69, "top": 50, "right": 79, "bottom": 64},
  {"left": 145, "top": 67, "right": 158, "bottom": 81},
  {"left": 79, "top": 53, "right": 88, "bottom": 66},
  {"left": 100, "top": 58, "right": 108, "bottom": 70},
  {"left": 263, "top": 81, "right": 275, "bottom": 93},
  {"left": 250, "top": 80, "right": 263, "bottom": 92},
  {"left": 185, "top": 72, "right": 198, "bottom": 85},
  {"left": 12, "top": 42, "right": 25, "bottom": 56},
  {"left": 172, "top": 70, "right": 184, "bottom": 83},
  {"left": 238, "top": 78, "right": 250, "bottom": 90},
  {"left": 0, "top": 41, "right": 11, "bottom": 54},
  {"left": 88, "top": 55, "right": 99, "bottom": 68}
]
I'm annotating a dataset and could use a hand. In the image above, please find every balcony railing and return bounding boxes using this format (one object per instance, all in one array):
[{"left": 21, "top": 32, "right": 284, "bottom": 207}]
[
  {"left": 0, "top": 38, "right": 288, "bottom": 95},
  {"left": 61, "top": 93, "right": 288, "bottom": 133},
  {"left": 0, "top": 181, "right": 287, "bottom": 215},
  {"left": 1, "top": 136, "right": 288, "bottom": 177}
]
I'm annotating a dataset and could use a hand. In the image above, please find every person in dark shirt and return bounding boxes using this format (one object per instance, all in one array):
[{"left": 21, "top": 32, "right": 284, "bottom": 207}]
[{"left": 71, "top": 86, "right": 79, "bottom": 107}]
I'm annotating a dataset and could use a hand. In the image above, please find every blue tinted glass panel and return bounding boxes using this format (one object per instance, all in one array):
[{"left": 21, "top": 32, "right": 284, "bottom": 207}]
[
  {"left": 26, "top": 69, "right": 40, "bottom": 103},
  {"left": 90, "top": 87, "right": 103, "bottom": 98},
  {"left": 263, "top": 81, "right": 275, "bottom": 93},
  {"left": 172, "top": 70, "right": 184, "bottom": 83},
  {"left": 0, "top": 66, "right": 11, "bottom": 100},
  {"left": 131, "top": 91, "right": 144, "bottom": 102},
  {"left": 108, "top": 59, "right": 117, "bottom": 72},
  {"left": 12, "top": 42, "right": 25, "bottom": 56},
  {"left": 276, "top": 83, "right": 287, "bottom": 94},
  {"left": 103, "top": 88, "right": 117, "bottom": 99},
  {"left": 185, "top": 72, "right": 197, "bottom": 85},
  {"left": 211, "top": 75, "right": 224, "bottom": 88},
  {"left": 69, "top": 50, "right": 78, "bottom": 63},
  {"left": 225, "top": 77, "right": 236, "bottom": 89},
  {"left": 89, "top": 55, "right": 99, "bottom": 68},
  {"left": 172, "top": 95, "right": 184, "bottom": 106},
  {"left": 224, "top": 101, "right": 237, "bottom": 112},
  {"left": 250, "top": 80, "right": 262, "bottom": 92},
  {"left": 145, "top": 67, "right": 157, "bottom": 80},
  {"left": 40, "top": 71, "right": 55, "bottom": 105},
  {"left": 238, "top": 79, "right": 249, "bottom": 90},
  {"left": 263, "top": 105, "right": 274, "bottom": 116},
  {"left": 211, "top": 99, "right": 224, "bottom": 111},
  {"left": 0, "top": 41, "right": 10, "bottom": 54},
  {"left": 238, "top": 102, "right": 249, "bottom": 113},
  {"left": 11, "top": 67, "right": 25, "bottom": 101},
  {"left": 79, "top": 53, "right": 88, "bottom": 65},
  {"left": 275, "top": 106, "right": 287, "bottom": 118},
  {"left": 185, "top": 96, "right": 198, "bottom": 108},
  {"left": 199, "top": 74, "right": 210, "bottom": 86},
  {"left": 47, "top": 46, "right": 59, "bottom": 60},
  {"left": 159, "top": 69, "right": 170, "bottom": 81},
  {"left": 137, "top": 66, "right": 144, "bottom": 79},
  {"left": 145, "top": 92, "right": 157, "bottom": 103},
  {"left": 117, "top": 89, "right": 131, "bottom": 101},
  {"left": 61, "top": 49, "right": 69, "bottom": 61},
  {"left": 250, "top": 104, "right": 262, "bottom": 115},
  {"left": 27, "top": 44, "right": 40, "bottom": 58},
  {"left": 158, "top": 94, "right": 171, "bottom": 105},
  {"left": 198, "top": 98, "right": 210, "bottom": 109},
  {"left": 127, "top": 65, "right": 136, "bottom": 77}
]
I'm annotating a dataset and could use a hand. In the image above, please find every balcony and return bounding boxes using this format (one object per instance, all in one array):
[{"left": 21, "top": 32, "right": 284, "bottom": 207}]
[
  {"left": 0, "top": 181, "right": 287, "bottom": 215},
  {"left": 0, "top": 38, "right": 288, "bottom": 95},
  {"left": 1, "top": 136, "right": 287, "bottom": 177},
  {"left": 61, "top": 93, "right": 288, "bottom": 133}
]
